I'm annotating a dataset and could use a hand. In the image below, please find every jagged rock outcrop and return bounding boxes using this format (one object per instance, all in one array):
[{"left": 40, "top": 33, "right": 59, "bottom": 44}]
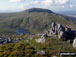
[
  {"left": 44, "top": 22, "right": 76, "bottom": 39},
  {"left": 47, "top": 22, "right": 66, "bottom": 39},
  {"left": 36, "top": 22, "right": 76, "bottom": 43}
]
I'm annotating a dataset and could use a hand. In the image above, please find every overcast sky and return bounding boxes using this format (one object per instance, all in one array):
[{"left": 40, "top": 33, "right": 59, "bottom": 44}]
[{"left": 0, "top": 0, "right": 76, "bottom": 12}]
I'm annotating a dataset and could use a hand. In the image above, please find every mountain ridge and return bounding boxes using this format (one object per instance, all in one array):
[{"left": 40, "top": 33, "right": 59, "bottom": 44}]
[{"left": 0, "top": 8, "right": 75, "bottom": 34}]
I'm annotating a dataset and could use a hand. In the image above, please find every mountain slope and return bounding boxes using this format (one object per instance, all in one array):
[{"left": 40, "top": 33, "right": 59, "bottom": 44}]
[{"left": 0, "top": 8, "right": 76, "bottom": 34}]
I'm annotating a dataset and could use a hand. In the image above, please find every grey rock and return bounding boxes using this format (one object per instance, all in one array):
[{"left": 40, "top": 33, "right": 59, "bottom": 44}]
[
  {"left": 0, "top": 37, "right": 22, "bottom": 44},
  {"left": 73, "top": 39, "right": 76, "bottom": 49},
  {"left": 47, "top": 29, "right": 55, "bottom": 36},
  {"left": 37, "top": 50, "right": 45, "bottom": 55},
  {"left": 41, "top": 33, "right": 48, "bottom": 39},
  {"left": 29, "top": 34, "right": 35, "bottom": 40},
  {"left": 35, "top": 33, "right": 47, "bottom": 43},
  {"left": 58, "top": 31, "right": 66, "bottom": 39},
  {"left": 35, "top": 38, "right": 45, "bottom": 43}
]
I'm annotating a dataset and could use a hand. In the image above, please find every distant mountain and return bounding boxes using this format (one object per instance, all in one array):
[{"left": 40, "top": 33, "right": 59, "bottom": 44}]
[
  {"left": 57, "top": 10, "right": 76, "bottom": 16},
  {"left": 0, "top": 8, "right": 76, "bottom": 34}
]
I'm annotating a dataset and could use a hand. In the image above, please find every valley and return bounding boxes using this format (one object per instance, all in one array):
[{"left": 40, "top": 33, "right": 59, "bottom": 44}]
[{"left": 0, "top": 8, "right": 76, "bottom": 57}]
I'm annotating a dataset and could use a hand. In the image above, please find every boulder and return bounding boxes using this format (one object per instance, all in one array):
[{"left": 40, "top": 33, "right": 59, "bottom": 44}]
[
  {"left": 0, "top": 37, "right": 22, "bottom": 44},
  {"left": 35, "top": 38, "right": 45, "bottom": 43},
  {"left": 37, "top": 50, "right": 45, "bottom": 55},
  {"left": 29, "top": 34, "right": 35, "bottom": 40},
  {"left": 41, "top": 33, "right": 48, "bottom": 39},
  {"left": 73, "top": 39, "right": 76, "bottom": 49},
  {"left": 58, "top": 31, "right": 64, "bottom": 39},
  {"left": 35, "top": 33, "right": 48, "bottom": 43}
]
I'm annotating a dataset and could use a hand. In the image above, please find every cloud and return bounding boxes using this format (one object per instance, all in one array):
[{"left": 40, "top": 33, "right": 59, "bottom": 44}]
[
  {"left": 59, "top": 6, "right": 65, "bottom": 8},
  {"left": 9, "top": 0, "right": 69, "bottom": 9},
  {"left": 41, "top": 0, "right": 68, "bottom": 7},
  {"left": 55, "top": 0, "right": 68, "bottom": 5},
  {"left": 69, "top": 5, "right": 74, "bottom": 8},
  {"left": 75, "top": 5, "right": 76, "bottom": 8},
  {"left": 10, "top": 0, "right": 23, "bottom": 2},
  {"left": 22, "top": 0, "right": 39, "bottom": 7},
  {"left": 0, "top": 5, "right": 24, "bottom": 12},
  {"left": 30, "top": 1, "right": 39, "bottom": 5},
  {"left": 42, "top": 0, "right": 53, "bottom": 6},
  {"left": 7, "top": 0, "right": 73, "bottom": 12},
  {"left": 69, "top": 4, "right": 76, "bottom": 8}
]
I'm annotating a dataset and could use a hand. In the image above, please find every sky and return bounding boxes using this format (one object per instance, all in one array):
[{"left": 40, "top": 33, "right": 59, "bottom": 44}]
[{"left": 0, "top": 0, "right": 76, "bottom": 12}]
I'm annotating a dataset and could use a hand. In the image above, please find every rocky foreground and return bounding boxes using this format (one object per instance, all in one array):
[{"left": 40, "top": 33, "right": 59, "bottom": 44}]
[{"left": 0, "top": 37, "right": 22, "bottom": 45}]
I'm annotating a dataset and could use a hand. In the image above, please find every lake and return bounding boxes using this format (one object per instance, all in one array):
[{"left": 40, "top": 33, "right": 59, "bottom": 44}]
[{"left": 16, "top": 28, "right": 31, "bottom": 35}]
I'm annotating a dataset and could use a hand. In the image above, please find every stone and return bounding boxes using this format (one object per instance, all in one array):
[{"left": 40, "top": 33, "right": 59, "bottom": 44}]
[
  {"left": 37, "top": 50, "right": 45, "bottom": 55},
  {"left": 58, "top": 31, "right": 66, "bottom": 39},
  {"left": 29, "top": 34, "right": 35, "bottom": 40},
  {"left": 36, "top": 33, "right": 42, "bottom": 36},
  {"left": 73, "top": 39, "right": 76, "bottom": 49},
  {"left": 47, "top": 29, "right": 55, "bottom": 36},
  {"left": 35, "top": 38, "right": 45, "bottom": 43},
  {"left": 0, "top": 37, "right": 22, "bottom": 44},
  {"left": 41, "top": 33, "right": 48, "bottom": 39},
  {"left": 35, "top": 33, "right": 47, "bottom": 43},
  {"left": 58, "top": 31, "right": 64, "bottom": 39}
]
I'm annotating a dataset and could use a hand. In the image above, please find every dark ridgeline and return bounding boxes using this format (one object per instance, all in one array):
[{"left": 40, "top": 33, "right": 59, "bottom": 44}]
[{"left": 24, "top": 8, "right": 54, "bottom": 13}]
